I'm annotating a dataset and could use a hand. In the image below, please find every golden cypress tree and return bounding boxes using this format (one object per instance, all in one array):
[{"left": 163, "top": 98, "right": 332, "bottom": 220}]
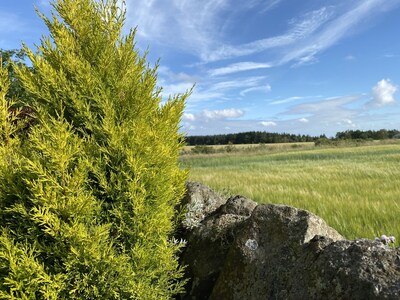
[{"left": 0, "top": 0, "right": 189, "bottom": 298}]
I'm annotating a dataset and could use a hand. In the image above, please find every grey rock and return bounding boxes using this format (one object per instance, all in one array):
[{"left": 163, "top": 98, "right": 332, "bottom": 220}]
[
  {"left": 180, "top": 195, "right": 257, "bottom": 299},
  {"left": 210, "top": 204, "right": 344, "bottom": 299},
  {"left": 181, "top": 182, "right": 226, "bottom": 229},
  {"left": 179, "top": 183, "right": 400, "bottom": 300},
  {"left": 291, "top": 237, "right": 400, "bottom": 299}
]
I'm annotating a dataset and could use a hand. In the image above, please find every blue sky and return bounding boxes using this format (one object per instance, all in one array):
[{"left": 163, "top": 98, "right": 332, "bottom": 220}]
[{"left": 1, "top": 0, "right": 400, "bottom": 136}]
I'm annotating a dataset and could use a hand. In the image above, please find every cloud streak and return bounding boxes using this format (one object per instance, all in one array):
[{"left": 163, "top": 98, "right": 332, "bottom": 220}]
[
  {"left": 204, "top": 6, "right": 332, "bottom": 62},
  {"left": 125, "top": 0, "right": 400, "bottom": 67},
  {"left": 208, "top": 62, "right": 272, "bottom": 76},
  {"left": 280, "top": 0, "right": 400, "bottom": 65}
]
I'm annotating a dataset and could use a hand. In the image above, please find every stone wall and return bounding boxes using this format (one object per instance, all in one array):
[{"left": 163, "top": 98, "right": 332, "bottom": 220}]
[{"left": 177, "top": 182, "right": 400, "bottom": 299}]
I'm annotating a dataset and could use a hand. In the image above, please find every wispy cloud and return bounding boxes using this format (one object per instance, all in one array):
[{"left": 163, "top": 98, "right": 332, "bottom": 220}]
[
  {"left": 125, "top": 0, "right": 400, "bottom": 66},
  {"left": 159, "top": 68, "right": 269, "bottom": 107},
  {"left": 240, "top": 85, "right": 271, "bottom": 97},
  {"left": 208, "top": 62, "right": 272, "bottom": 76},
  {"left": 204, "top": 6, "right": 332, "bottom": 62},
  {"left": 383, "top": 53, "right": 398, "bottom": 58},
  {"left": 124, "top": 0, "right": 230, "bottom": 56},
  {"left": 124, "top": 1, "right": 331, "bottom": 63},
  {"left": 286, "top": 95, "right": 360, "bottom": 115},
  {"left": 260, "top": 0, "right": 285, "bottom": 13},
  {"left": 280, "top": 0, "right": 400, "bottom": 66},
  {"left": 209, "top": 76, "right": 266, "bottom": 91},
  {"left": 270, "top": 96, "right": 304, "bottom": 105}
]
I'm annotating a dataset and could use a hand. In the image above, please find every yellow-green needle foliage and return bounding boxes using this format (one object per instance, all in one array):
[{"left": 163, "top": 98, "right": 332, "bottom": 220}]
[{"left": 0, "top": 0, "right": 189, "bottom": 298}]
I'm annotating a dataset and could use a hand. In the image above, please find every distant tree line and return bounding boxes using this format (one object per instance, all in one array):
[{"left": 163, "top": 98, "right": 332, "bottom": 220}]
[
  {"left": 185, "top": 131, "right": 319, "bottom": 145},
  {"left": 186, "top": 129, "right": 400, "bottom": 146},
  {"left": 335, "top": 129, "right": 399, "bottom": 140}
]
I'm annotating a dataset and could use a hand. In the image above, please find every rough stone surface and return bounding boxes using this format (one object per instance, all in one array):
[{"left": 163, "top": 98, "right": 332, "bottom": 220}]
[
  {"left": 210, "top": 204, "right": 344, "bottom": 299},
  {"left": 180, "top": 182, "right": 226, "bottom": 230},
  {"left": 180, "top": 195, "right": 257, "bottom": 299},
  {"left": 291, "top": 237, "right": 400, "bottom": 299},
  {"left": 178, "top": 183, "right": 400, "bottom": 300}
]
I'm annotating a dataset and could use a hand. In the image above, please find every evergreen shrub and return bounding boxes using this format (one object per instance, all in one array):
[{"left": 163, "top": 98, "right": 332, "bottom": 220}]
[{"left": 0, "top": 0, "right": 189, "bottom": 298}]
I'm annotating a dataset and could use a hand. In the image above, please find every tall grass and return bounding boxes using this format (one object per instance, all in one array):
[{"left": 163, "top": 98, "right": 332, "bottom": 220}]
[{"left": 180, "top": 143, "right": 400, "bottom": 243}]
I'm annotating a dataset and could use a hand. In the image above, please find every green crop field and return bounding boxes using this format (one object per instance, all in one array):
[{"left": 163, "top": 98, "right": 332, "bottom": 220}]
[{"left": 180, "top": 142, "right": 400, "bottom": 244}]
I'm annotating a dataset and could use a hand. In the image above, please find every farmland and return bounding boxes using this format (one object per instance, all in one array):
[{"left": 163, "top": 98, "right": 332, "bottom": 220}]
[{"left": 180, "top": 142, "right": 400, "bottom": 244}]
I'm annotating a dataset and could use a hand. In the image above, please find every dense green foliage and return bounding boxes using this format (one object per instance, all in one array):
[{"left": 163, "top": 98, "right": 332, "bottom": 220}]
[
  {"left": 181, "top": 143, "right": 400, "bottom": 245},
  {"left": 335, "top": 129, "right": 399, "bottom": 140},
  {"left": 0, "top": 0, "right": 188, "bottom": 298}
]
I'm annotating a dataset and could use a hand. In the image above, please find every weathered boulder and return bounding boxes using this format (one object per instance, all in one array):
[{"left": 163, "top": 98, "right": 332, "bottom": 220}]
[
  {"left": 180, "top": 195, "right": 258, "bottom": 299},
  {"left": 178, "top": 183, "right": 400, "bottom": 299},
  {"left": 180, "top": 182, "right": 227, "bottom": 230},
  {"left": 290, "top": 237, "right": 400, "bottom": 299},
  {"left": 210, "top": 204, "right": 344, "bottom": 299}
]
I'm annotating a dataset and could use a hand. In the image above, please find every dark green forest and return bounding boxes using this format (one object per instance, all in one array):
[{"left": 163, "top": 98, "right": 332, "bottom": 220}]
[{"left": 185, "top": 129, "right": 400, "bottom": 145}]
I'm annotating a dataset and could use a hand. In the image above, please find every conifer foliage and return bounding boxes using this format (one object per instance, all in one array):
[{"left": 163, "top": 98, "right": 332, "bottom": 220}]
[{"left": 0, "top": 0, "right": 189, "bottom": 298}]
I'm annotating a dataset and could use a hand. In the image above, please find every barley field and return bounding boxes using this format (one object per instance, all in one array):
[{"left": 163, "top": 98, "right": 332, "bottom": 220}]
[{"left": 180, "top": 142, "right": 400, "bottom": 244}]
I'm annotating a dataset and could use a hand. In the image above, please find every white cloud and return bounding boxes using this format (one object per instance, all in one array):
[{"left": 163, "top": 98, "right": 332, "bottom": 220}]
[
  {"left": 259, "top": 121, "right": 277, "bottom": 127},
  {"left": 299, "top": 118, "right": 309, "bottom": 123},
  {"left": 270, "top": 96, "right": 304, "bottom": 105},
  {"left": 240, "top": 85, "right": 271, "bottom": 97},
  {"left": 260, "top": 0, "right": 284, "bottom": 13},
  {"left": 208, "top": 62, "right": 272, "bottom": 76},
  {"left": 371, "top": 79, "right": 397, "bottom": 106},
  {"left": 182, "top": 113, "right": 196, "bottom": 121},
  {"left": 202, "top": 108, "right": 244, "bottom": 120},
  {"left": 287, "top": 95, "right": 360, "bottom": 114},
  {"left": 209, "top": 76, "right": 266, "bottom": 91}
]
